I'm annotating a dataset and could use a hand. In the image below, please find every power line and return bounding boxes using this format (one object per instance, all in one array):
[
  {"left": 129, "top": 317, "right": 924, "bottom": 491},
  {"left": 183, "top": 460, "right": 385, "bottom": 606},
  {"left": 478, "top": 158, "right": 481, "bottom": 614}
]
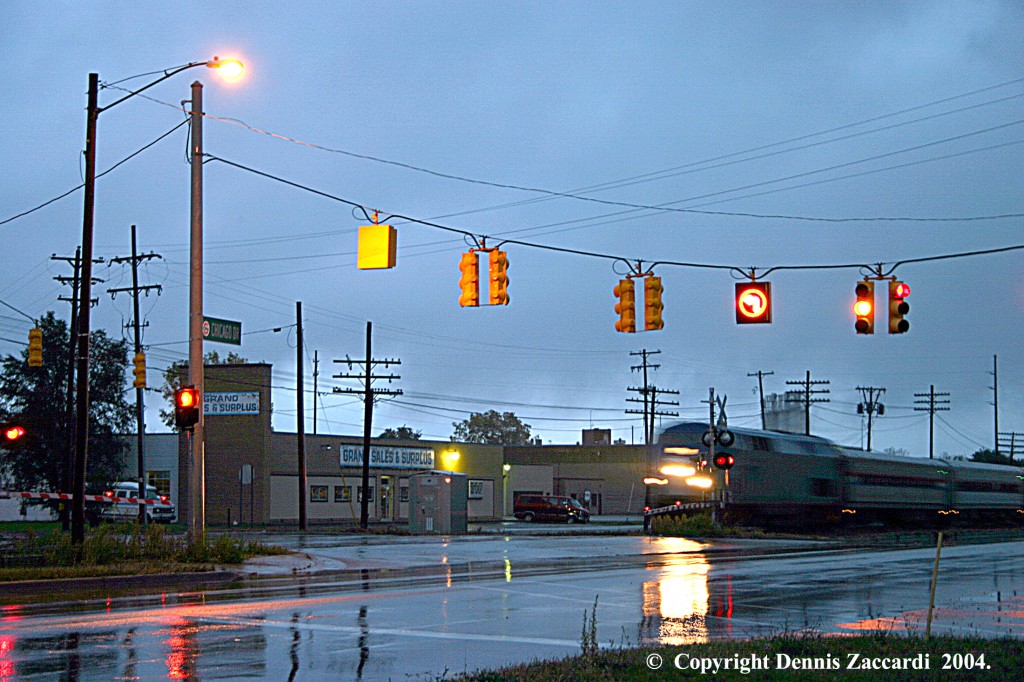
[
  {"left": 0, "top": 119, "right": 190, "bottom": 227},
  {"left": 205, "top": 155, "right": 1024, "bottom": 277}
]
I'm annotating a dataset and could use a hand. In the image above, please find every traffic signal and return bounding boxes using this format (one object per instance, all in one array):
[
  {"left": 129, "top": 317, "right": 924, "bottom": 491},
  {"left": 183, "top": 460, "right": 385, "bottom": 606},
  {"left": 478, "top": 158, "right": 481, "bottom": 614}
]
[
  {"left": 888, "top": 281, "right": 910, "bottom": 334},
  {"left": 132, "top": 352, "right": 147, "bottom": 389},
  {"left": 644, "top": 276, "right": 664, "bottom": 331},
  {"left": 735, "top": 282, "right": 772, "bottom": 324},
  {"left": 2, "top": 424, "right": 25, "bottom": 442},
  {"left": 614, "top": 278, "right": 636, "bottom": 333},
  {"left": 458, "top": 251, "right": 479, "bottom": 307},
  {"left": 489, "top": 250, "right": 510, "bottom": 305},
  {"left": 854, "top": 281, "right": 875, "bottom": 334},
  {"left": 174, "top": 386, "right": 200, "bottom": 430},
  {"left": 712, "top": 452, "right": 735, "bottom": 470},
  {"left": 356, "top": 223, "right": 397, "bottom": 269},
  {"left": 27, "top": 327, "right": 42, "bottom": 367}
]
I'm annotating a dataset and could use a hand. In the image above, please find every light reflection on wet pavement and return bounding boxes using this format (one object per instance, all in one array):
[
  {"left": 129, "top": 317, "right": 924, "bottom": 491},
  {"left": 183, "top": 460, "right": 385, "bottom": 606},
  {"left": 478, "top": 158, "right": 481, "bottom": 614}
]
[{"left": 0, "top": 537, "right": 1021, "bottom": 680}]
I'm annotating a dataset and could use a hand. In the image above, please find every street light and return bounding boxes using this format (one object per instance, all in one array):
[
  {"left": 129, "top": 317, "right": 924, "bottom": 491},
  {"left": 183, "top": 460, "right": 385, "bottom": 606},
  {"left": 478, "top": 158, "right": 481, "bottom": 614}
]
[{"left": 72, "top": 57, "right": 244, "bottom": 544}]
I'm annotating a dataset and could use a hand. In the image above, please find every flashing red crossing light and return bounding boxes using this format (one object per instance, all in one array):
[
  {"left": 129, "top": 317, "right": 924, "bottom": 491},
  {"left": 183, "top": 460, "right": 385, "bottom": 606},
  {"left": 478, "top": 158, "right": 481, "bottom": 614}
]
[
  {"left": 3, "top": 425, "right": 26, "bottom": 442},
  {"left": 713, "top": 452, "right": 735, "bottom": 470}
]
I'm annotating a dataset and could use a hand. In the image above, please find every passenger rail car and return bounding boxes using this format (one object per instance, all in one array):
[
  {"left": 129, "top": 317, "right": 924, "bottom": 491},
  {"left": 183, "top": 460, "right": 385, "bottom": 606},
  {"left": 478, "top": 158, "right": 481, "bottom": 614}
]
[{"left": 657, "top": 421, "right": 1024, "bottom": 526}]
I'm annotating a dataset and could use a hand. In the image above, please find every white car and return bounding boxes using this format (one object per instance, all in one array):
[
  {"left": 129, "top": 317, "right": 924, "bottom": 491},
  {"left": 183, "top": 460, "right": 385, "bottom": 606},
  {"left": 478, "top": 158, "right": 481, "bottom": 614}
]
[{"left": 99, "top": 481, "right": 176, "bottom": 524}]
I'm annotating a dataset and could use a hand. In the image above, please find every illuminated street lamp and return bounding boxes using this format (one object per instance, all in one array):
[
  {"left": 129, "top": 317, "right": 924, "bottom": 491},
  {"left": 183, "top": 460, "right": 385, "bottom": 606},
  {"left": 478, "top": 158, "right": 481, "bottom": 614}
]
[{"left": 72, "top": 57, "right": 244, "bottom": 544}]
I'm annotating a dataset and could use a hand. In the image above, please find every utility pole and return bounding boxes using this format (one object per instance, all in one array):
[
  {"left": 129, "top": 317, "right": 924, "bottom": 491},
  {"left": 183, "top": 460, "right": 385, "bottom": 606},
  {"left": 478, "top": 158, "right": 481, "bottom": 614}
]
[
  {"left": 991, "top": 355, "right": 999, "bottom": 455},
  {"left": 785, "top": 371, "right": 830, "bottom": 436},
  {"left": 296, "top": 302, "right": 307, "bottom": 531},
  {"left": 856, "top": 386, "right": 886, "bottom": 452},
  {"left": 914, "top": 385, "right": 950, "bottom": 459},
  {"left": 312, "top": 350, "right": 319, "bottom": 435},
  {"left": 748, "top": 370, "right": 774, "bottom": 430},
  {"left": 998, "top": 432, "right": 1021, "bottom": 461},
  {"left": 51, "top": 248, "right": 101, "bottom": 531},
  {"left": 333, "top": 322, "right": 402, "bottom": 530},
  {"left": 626, "top": 349, "right": 677, "bottom": 510},
  {"left": 108, "top": 226, "right": 162, "bottom": 525},
  {"left": 628, "top": 349, "right": 660, "bottom": 442}
]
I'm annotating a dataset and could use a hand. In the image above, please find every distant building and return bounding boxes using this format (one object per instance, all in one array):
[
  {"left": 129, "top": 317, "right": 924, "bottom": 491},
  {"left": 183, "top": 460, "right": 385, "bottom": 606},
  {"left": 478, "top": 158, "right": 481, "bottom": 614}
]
[
  {"left": 582, "top": 428, "right": 612, "bottom": 445},
  {"left": 764, "top": 392, "right": 805, "bottom": 433}
]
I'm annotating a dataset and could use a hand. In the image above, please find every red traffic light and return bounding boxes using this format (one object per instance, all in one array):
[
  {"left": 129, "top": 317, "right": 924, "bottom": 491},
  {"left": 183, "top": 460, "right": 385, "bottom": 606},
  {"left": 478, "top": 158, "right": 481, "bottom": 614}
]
[
  {"left": 713, "top": 453, "right": 735, "bottom": 470},
  {"left": 735, "top": 282, "right": 772, "bottom": 324},
  {"left": 174, "top": 386, "right": 200, "bottom": 430},
  {"left": 3, "top": 425, "right": 25, "bottom": 442}
]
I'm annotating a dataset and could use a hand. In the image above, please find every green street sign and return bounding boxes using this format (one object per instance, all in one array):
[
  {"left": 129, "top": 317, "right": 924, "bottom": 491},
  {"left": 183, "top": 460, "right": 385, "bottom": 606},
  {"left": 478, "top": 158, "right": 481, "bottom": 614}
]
[{"left": 202, "top": 316, "right": 241, "bottom": 345}]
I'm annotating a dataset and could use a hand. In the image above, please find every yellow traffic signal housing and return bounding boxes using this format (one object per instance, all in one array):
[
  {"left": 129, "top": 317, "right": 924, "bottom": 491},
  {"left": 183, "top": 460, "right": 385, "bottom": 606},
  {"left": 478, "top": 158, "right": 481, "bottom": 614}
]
[
  {"left": 458, "top": 251, "right": 480, "bottom": 307},
  {"left": 27, "top": 327, "right": 42, "bottom": 367},
  {"left": 489, "top": 250, "right": 509, "bottom": 305},
  {"left": 614, "top": 278, "right": 636, "bottom": 333},
  {"left": 888, "top": 281, "right": 910, "bottom": 334},
  {"left": 854, "top": 281, "right": 875, "bottom": 334},
  {"left": 644, "top": 276, "right": 664, "bottom": 331},
  {"left": 357, "top": 224, "right": 397, "bottom": 270},
  {"left": 132, "top": 352, "right": 147, "bottom": 389}
]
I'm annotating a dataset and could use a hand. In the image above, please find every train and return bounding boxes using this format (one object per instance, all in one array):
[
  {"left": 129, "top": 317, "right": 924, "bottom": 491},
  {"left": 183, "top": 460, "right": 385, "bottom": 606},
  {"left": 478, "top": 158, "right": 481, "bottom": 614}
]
[{"left": 656, "top": 421, "right": 1024, "bottom": 527}]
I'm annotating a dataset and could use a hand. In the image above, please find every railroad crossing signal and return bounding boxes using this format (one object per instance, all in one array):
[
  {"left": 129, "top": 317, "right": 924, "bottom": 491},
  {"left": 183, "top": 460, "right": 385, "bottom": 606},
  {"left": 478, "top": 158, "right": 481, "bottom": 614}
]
[
  {"left": 713, "top": 452, "right": 735, "bottom": 470},
  {"left": 888, "top": 281, "right": 910, "bottom": 334},
  {"left": 488, "top": 250, "right": 509, "bottom": 305},
  {"left": 854, "top": 281, "right": 875, "bottom": 334},
  {"left": 27, "top": 327, "right": 42, "bottom": 367},
  {"left": 132, "top": 352, "right": 147, "bottom": 389},
  {"left": 458, "top": 251, "right": 479, "bottom": 307},
  {"left": 735, "top": 282, "right": 772, "bottom": 324},
  {"left": 174, "top": 386, "right": 200, "bottom": 430},
  {"left": 644, "top": 276, "right": 664, "bottom": 331},
  {"left": 2, "top": 424, "right": 26, "bottom": 442},
  {"left": 614, "top": 278, "right": 636, "bottom": 333}
]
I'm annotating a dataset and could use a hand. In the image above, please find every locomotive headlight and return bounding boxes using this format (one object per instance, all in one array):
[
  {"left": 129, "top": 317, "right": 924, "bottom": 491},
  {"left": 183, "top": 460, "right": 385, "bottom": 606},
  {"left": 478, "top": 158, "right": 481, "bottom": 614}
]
[
  {"left": 685, "top": 475, "right": 714, "bottom": 489},
  {"left": 660, "top": 463, "right": 697, "bottom": 477}
]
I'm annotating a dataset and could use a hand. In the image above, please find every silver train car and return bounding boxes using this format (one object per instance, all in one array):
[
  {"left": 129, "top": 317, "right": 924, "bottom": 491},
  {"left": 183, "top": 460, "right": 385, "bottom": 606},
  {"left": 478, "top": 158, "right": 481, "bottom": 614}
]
[{"left": 657, "top": 421, "right": 1024, "bottom": 527}]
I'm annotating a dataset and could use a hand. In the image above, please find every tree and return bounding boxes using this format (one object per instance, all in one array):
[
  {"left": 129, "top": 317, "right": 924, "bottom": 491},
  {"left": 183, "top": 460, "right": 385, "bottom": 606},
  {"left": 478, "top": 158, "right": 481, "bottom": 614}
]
[
  {"left": 451, "top": 410, "right": 532, "bottom": 445},
  {"left": 969, "top": 448, "right": 1015, "bottom": 466},
  {"left": 0, "top": 312, "right": 133, "bottom": 492},
  {"left": 379, "top": 425, "right": 422, "bottom": 440},
  {"left": 158, "top": 351, "right": 248, "bottom": 429}
]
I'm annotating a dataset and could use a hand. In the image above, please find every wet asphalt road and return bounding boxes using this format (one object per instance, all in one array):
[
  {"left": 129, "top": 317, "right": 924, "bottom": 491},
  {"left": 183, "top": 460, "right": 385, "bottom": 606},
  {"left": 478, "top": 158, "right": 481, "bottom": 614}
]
[{"left": 1, "top": 535, "right": 1022, "bottom": 680}]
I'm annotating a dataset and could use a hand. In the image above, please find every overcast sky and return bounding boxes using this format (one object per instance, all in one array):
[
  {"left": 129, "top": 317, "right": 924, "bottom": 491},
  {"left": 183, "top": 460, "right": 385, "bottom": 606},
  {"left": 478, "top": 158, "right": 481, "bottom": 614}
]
[{"left": 1, "top": 1, "right": 1021, "bottom": 457}]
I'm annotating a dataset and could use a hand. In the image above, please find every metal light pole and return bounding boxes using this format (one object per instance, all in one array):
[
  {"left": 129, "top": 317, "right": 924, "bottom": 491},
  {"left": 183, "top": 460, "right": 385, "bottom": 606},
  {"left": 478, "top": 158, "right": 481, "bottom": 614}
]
[{"left": 71, "top": 58, "right": 244, "bottom": 544}]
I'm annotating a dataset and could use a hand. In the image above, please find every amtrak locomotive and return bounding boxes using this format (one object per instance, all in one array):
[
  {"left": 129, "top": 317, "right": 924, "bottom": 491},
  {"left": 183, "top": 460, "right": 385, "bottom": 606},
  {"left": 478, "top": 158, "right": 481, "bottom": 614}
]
[{"left": 657, "top": 421, "right": 1024, "bottom": 527}]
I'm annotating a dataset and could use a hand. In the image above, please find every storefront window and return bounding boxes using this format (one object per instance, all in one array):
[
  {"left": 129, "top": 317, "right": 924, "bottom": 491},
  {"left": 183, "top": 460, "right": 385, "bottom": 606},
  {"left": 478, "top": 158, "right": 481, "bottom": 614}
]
[
  {"left": 310, "top": 485, "right": 328, "bottom": 502},
  {"left": 334, "top": 485, "right": 351, "bottom": 502},
  {"left": 147, "top": 471, "right": 171, "bottom": 496}
]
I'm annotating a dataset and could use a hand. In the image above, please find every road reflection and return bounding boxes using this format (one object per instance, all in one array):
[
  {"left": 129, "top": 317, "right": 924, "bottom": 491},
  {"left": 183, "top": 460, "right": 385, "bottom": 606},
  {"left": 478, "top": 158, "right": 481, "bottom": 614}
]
[{"left": 641, "top": 538, "right": 720, "bottom": 645}]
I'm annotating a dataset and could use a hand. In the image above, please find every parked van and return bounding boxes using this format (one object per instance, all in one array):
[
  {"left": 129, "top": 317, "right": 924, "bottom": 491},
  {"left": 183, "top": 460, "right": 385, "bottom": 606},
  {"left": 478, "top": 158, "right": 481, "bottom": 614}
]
[
  {"left": 98, "top": 481, "right": 176, "bottom": 524},
  {"left": 513, "top": 494, "right": 591, "bottom": 524}
]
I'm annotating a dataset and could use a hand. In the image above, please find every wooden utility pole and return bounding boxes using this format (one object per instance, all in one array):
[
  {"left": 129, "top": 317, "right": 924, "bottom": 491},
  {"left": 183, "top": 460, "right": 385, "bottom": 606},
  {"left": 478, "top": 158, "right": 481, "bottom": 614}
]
[
  {"left": 856, "top": 386, "right": 886, "bottom": 452},
  {"left": 915, "top": 385, "right": 950, "bottom": 459},
  {"left": 296, "top": 302, "right": 307, "bottom": 530},
  {"left": 52, "top": 248, "right": 101, "bottom": 531},
  {"left": 786, "top": 371, "right": 830, "bottom": 436},
  {"left": 334, "top": 322, "right": 402, "bottom": 529},
  {"left": 108, "top": 226, "right": 162, "bottom": 525},
  {"left": 748, "top": 370, "right": 774, "bottom": 430}
]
